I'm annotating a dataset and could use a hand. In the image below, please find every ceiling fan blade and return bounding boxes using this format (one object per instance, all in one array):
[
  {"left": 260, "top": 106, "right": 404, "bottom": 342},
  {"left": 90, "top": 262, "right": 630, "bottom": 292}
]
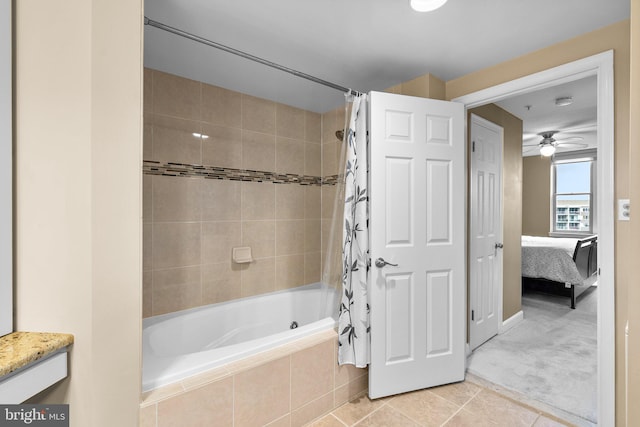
[
  {"left": 554, "top": 136, "right": 584, "bottom": 143},
  {"left": 556, "top": 125, "right": 597, "bottom": 135},
  {"left": 523, "top": 142, "right": 542, "bottom": 147},
  {"left": 555, "top": 141, "right": 588, "bottom": 149}
]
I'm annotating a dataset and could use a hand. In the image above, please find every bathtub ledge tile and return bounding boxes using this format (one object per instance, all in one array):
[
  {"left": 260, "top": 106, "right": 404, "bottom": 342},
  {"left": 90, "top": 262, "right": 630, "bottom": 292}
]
[
  {"left": 140, "top": 381, "right": 185, "bottom": 406},
  {"left": 181, "top": 365, "right": 232, "bottom": 391}
]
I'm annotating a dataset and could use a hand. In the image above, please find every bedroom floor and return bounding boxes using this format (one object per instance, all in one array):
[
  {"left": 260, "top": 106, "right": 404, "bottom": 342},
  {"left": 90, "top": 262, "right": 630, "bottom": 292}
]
[
  {"left": 467, "top": 286, "right": 597, "bottom": 427},
  {"left": 306, "top": 377, "right": 571, "bottom": 426}
]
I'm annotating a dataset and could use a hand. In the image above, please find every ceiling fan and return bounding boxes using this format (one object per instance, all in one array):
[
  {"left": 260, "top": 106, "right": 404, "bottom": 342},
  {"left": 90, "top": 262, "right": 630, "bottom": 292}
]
[{"left": 522, "top": 129, "right": 590, "bottom": 157}]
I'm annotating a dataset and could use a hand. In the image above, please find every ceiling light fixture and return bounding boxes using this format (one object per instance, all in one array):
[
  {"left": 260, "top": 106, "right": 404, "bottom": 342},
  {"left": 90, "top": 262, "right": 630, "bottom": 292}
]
[
  {"left": 540, "top": 144, "right": 556, "bottom": 157},
  {"left": 410, "top": 0, "right": 448, "bottom": 12},
  {"left": 555, "top": 96, "right": 573, "bottom": 107}
]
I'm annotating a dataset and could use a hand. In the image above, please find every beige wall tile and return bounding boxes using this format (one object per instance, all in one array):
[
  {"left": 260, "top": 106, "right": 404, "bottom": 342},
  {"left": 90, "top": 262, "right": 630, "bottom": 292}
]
[
  {"left": 143, "top": 175, "right": 152, "bottom": 223},
  {"left": 157, "top": 377, "right": 233, "bottom": 427},
  {"left": 334, "top": 374, "right": 368, "bottom": 407},
  {"left": 143, "top": 223, "right": 153, "bottom": 272},
  {"left": 242, "top": 130, "right": 276, "bottom": 172},
  {"left": 241, "top": 258, "right": 276, "bottom": 297},
  {"left": 141, "top": 382, "right": 185, "bottom": 406},
  {"left": 181, "top": 366, "right": 231, "bottom": 392},
  {"left": 304, "top": 219, "right": 321, "bottom": 252},
  {"left": 291, "top": 392, "right": 334, "bottom": 427},
  {"left": 276, "top": 103, "right": 305, "bottom": 140},
  {"left": 143, "top": 272, "right": 152, "bottom": 318},
  {"left": 322, "top": 141, "right": 341, "bottom": 177},
  {"left": 276, "top": 220, "right": 305, "bottom": 256},
  {"left": 201, "top": 124, "right": 242, "bottom": 169},
  {"left": 305, "top": 143, "right": 322, "bottom": 177},
  {"left": 139, "top": 404, "right": 156, "bottom": 427},
  {"left": 242, "top": 181, "right": 275, "bottom": 220},
  {"left": 305, "top": 186, "right": 321, "bottom": 220},
  {"left": 152, "top": 266, "right": 202, "bottom": 315},
  {"left": 335, "top": 361, "right": 367, "bottom": 388},
  {"left": 143, "top": 120, "right": 153, "bottom": 160},
  {"left": 291, "top": 340, "right": 334, "bottom": 410},
  {"left": 202, "top": 221, "right": 241, "bottom": 263},
  {"left": 304, "top": 252, "right": 321, "bottom": 284},
  {"left": 321, "top": 186, "right": 337, "bottom": 219},
  {"left": 201, "top": 179, "right": 241, "bottom": 221},
  {"left": 201, "top": 262, "right": 242, "bottom": 305},
  {"left": 305, "top": 111, "right": 321, "bottom": 144},
  {"left": 276, "top": 184, "right": 305, "bottom": 220},
  {"left": 276, "top": 137, "right": 305, "bottom": 175},
  {"left": 151, "top": 114, "right": 202, "bottom": 165},
  {"left": 152, "top": 222, "right": 201, "bottom": 269},
  {"left": 234, "top": 357, "right": 291, "bottom": 427},
  {"left": 152, "top": 176, "right": 201, "bottom": 222},
  {"left": 276, "top": 255, "right": 305, "bottom": 290},
  {"left": 143, "top": 68, "right": 153, "bottom": 114},
  {"left": 242, "top": 220, "right": 276, "bottom": 259},
  {"left": 321, "top": 109, "right": 339, "bottom": 145},
  {"left": 242, "top": 94, "right": 276, "bottom": 135},
  {"left": 153, "top": 70, "right": 201, "bottom": 121},
  {"left": 201, "top": 84, "right": 241, "bottom": 128}
]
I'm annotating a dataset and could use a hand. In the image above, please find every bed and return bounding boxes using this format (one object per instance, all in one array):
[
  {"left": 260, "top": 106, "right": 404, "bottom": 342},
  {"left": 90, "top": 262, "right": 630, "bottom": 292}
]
[{"left": 521, "top": 235, "right": 598, "bottom": 308}]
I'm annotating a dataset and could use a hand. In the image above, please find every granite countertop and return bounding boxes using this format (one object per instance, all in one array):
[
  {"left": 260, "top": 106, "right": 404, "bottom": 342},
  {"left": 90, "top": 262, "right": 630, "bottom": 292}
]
[{"left": 0, "top": 332, "right": 74, "bottom": 377}]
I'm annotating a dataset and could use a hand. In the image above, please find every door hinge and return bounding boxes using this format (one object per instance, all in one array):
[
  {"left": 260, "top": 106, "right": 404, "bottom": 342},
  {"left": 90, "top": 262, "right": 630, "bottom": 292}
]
[
  {"left": 472, "top": 141, "right": 475, "bottom": 152},
  {"left": 471, "top": 310, "right": 475, "bottom": 321},
  {"left": 598, "top": 267, "right": 601, "bottom": 276}
]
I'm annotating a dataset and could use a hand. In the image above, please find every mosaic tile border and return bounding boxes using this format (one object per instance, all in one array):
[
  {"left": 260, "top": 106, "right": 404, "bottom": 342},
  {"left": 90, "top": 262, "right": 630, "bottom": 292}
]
[{"left": 143, "top": 160, "right": 338, "bottom": 186}]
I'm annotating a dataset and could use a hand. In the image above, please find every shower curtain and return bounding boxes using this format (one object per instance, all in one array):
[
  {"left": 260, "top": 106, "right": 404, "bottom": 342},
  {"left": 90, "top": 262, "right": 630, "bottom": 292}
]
[{"left": 338, "top": 94, "right": 370, "bottom": 367}]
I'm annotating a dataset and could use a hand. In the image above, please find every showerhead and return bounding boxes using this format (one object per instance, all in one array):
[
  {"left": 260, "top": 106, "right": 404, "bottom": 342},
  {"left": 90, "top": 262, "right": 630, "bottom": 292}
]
[{"left": 335, "top": 130, "right": 344, "bottom": 141}]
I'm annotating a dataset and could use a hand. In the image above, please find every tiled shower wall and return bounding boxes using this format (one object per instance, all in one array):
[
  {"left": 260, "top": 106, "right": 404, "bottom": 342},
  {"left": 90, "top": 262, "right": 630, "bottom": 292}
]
[{"left": 143, "top": 68, "right": 344, "bottom": 318}]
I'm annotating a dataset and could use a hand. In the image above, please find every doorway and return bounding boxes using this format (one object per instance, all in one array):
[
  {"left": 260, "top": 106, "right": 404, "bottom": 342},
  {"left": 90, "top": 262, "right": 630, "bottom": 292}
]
[{"left": 454, "top": 51, "right": 615, "bottom": 426}]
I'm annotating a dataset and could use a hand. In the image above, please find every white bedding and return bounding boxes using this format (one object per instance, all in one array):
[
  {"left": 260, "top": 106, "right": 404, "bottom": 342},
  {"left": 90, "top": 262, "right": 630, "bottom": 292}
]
[{"left": 521, "top": 236, "right": 585, "bottom": 285}]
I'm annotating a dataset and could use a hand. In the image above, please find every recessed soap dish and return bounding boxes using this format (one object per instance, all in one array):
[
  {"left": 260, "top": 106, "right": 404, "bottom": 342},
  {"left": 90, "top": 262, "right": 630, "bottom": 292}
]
[{"left": 232, "top": 247, "right": 253, "bottom": 264}]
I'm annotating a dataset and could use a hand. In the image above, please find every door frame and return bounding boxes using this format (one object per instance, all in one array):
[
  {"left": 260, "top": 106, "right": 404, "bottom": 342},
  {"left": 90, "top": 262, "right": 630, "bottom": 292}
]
[
  {"left": 453, "top": 50, "right": 615, "bottom": 426},
  {"left": 469, "top": 114, "right": 504, "bottom": 351}
]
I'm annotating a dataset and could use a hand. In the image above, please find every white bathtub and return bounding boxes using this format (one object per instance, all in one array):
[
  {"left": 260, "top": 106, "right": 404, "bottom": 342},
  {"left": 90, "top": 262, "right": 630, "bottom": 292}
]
[{"left": 142, "top": 282, "right": 339, "bottom": 391}]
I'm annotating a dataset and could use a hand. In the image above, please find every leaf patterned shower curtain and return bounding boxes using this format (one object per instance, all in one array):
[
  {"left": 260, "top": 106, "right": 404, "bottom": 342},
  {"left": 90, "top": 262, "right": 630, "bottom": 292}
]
[{"left": 338, "top": 94, "right": 370, "bottom": 367}]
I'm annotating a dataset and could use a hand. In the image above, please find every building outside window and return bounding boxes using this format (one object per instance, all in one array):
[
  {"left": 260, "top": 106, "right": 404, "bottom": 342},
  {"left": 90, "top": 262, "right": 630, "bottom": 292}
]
[{"left": 552, "top": 155, "right": 595, "bottom": 235}]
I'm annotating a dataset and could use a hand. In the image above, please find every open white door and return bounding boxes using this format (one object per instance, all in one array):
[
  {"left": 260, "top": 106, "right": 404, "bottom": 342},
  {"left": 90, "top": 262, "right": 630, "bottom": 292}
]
[
  {"left": 469, "top": 114, "right": 503, "bottom": 350},
  {"left": 368, "top": 91, "right": 465, "bottom": 399}
]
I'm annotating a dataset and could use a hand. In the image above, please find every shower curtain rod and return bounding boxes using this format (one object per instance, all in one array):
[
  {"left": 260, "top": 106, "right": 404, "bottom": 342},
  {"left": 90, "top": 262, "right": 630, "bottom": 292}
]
[{"left": 144, "top": 17, "right": 362, "bottom": 97}]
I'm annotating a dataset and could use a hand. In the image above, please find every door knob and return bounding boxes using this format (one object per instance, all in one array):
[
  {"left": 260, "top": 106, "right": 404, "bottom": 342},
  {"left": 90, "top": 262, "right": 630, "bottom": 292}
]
[
  {"left": 375, "top": 258, "right": 398, "bottom": 268},
  {"left": 495, "top": 243, "right": 504, "bottom": 249}
]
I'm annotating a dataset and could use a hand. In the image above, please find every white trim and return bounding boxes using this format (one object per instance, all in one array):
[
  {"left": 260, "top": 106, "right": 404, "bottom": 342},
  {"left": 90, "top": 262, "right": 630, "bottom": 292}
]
[
  {"left": 500, "top": 310, "right": 523, "bottom": 334},
  {"left": 454, "top": 50, "right": 615, "bottom": 427},
  {"left": 0, "top": 0, "right": 12, "bottom": 337}
]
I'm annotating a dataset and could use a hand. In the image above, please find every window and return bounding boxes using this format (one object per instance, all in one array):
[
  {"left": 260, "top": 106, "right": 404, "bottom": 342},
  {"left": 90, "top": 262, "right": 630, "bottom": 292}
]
[{"left": 552, "top": 154, "right": 595, "bottom": 235}]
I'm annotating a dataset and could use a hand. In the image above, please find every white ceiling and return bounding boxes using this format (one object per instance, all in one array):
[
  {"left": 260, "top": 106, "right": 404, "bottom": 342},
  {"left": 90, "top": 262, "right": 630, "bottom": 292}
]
[
  {"left": 495, "top": 76, "right": 598, "bottom": 156},
  {"left": 144, "top": 0, "right": 629, "bottom": 114}
]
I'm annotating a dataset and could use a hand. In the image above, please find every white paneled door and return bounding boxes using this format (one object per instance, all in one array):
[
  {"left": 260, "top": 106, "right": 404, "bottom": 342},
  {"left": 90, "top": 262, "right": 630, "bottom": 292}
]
[
  {"left": 469, "top": 114, "right": 503, "bottom": 351},
  {"left": 368, "top": 91, "right": 465, "bottom": 399}
]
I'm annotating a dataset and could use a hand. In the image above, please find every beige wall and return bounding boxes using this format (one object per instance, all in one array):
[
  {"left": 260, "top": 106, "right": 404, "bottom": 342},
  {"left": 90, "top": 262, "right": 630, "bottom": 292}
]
[
  {"left": 468, "top": 104, "right": 523, "bottom": 320},
  {"left": 522, "top": 156, "right": 552, "bottom": 236},
  {"left": 447, "top": 20, "right": 631, "bottom": 425},
  {"left": 386, "top": 73, "right": 446, "bottom": 100},
  {"left": 14, "top": 1, "right": 142, "bottom": 426},
  {"left": 143, "top": 68, "right": 323, "bottom": 317},
  {"left": 628, "top": 1, "right": 640, "bottom": 426}
]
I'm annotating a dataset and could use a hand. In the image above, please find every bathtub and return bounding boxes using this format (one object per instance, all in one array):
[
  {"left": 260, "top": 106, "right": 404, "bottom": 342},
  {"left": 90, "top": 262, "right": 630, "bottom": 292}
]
[{"left": 142, "top": 282, "right": 339, "bottom": 391}]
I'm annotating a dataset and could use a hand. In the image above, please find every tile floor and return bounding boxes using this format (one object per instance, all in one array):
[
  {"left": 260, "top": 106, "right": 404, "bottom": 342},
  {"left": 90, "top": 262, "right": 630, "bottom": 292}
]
[{"left": 306, "top": 379, "right": 571, "bottom": 427}]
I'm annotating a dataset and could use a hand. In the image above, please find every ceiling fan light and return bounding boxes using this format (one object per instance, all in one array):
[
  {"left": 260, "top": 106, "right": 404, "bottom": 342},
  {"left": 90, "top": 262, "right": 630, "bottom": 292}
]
[
  {"left": 540, "top": 145, "right": 556, "bottom": 157},
  {"left": 555, "top": 97, "right": 573, "bottom": 107},
  {"left": 410, "top": 0, "right": 448, "bottom": 12}
]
